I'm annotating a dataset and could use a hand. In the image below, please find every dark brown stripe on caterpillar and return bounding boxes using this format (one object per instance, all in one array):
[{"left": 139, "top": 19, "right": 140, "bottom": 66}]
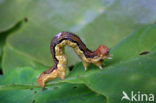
[{"left": 37, "top": 32, "right": 111, "bottom": 88}]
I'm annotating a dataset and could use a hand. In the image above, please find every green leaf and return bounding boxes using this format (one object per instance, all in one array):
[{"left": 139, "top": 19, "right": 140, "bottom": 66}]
[
  {"left": 45, "top": 24, "right": 156, "bottom": 102},
  {"left": 2, "top": 44, "right": 48, "bottom": 73},
  {"left": 0, "top": 0, "right": 27, "bottom": 31},
  {"left": 2, "top": 0, "right": 156, "bottom": 72},
  {"left": 0, "top": 23, "right": 155, "bottom": 103},
  {"left": 0, "top": 67, "right": 106, "bottom": 103},
  {"left": 0, "top": 1, "right": 156, "bottom": 103},
  {"left": 0, "top": 21, "right": 23, "bottom": 69},
  {"left": 111, "top": 24, "right": 156, "bottom": 63},
  {"left": 82, "top": 53, "right": 156, "bottom": 102}
]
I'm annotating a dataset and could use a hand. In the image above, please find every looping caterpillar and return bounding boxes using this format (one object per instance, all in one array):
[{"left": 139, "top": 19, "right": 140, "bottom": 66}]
[{"left": 37, "top": 32, "right": 112, "bottom": 88}]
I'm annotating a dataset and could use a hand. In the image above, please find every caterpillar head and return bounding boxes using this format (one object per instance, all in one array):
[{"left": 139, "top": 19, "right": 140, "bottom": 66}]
[{"left": 95, "top": 45, "right": 112, "bottom": 60}]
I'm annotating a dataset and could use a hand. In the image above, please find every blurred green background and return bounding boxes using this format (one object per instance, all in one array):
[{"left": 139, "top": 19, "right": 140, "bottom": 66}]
[{"left": 0, "top": 0, "right": 156, "bottom": 103}]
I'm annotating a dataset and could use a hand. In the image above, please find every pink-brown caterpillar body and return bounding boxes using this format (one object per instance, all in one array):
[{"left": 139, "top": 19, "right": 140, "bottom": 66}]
[{"left": 37, "top": 32, "right": 111, "bottom": 88}]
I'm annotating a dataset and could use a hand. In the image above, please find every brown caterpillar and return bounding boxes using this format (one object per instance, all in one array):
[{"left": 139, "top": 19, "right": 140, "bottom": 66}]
[{"left": 37, "top": 32, "right": 112, "bottom": 88}]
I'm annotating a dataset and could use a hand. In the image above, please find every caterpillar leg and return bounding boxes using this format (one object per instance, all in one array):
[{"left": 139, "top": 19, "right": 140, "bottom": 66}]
[
  {"left": 94, "top": 60, "right": 104, "bottom": 70},
  {"left": 98, "top": 65, "right": 103, "bottom": 70},
  {"left": 82, "top": 61, "right": 90, "bottom": 71},
  {"left": 83, "top": 66, "right": 87, "bottom": 71}
]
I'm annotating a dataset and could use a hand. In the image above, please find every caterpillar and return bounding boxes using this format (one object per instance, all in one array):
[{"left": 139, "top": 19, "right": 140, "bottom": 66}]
[{"left": 37, "top": 32, "right": 112, "bottom": 88}]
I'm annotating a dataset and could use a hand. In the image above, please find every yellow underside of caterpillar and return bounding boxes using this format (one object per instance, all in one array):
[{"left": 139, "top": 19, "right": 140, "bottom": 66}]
[{"left": 37, "top": 40, "right": 102, "bottom": 88}]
